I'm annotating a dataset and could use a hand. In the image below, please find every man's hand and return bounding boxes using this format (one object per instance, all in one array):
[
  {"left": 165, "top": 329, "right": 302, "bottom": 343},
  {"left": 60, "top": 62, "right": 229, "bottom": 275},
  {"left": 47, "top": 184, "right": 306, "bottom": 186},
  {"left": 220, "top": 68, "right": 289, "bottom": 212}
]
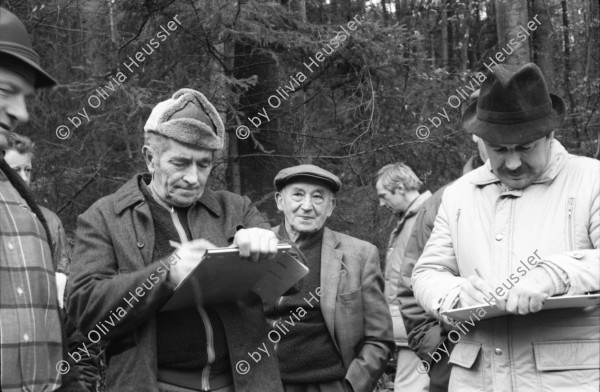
[
  {"left": 459, "top": 267, "right": 555, "bottom": 315},
  {"left": 458, "top": 275, "right": 501, "bottom": 308},
  {"left": 168, "top": 239, "right": 216, "bottom": 286},
  {"left": 504, "top": 267, "right": 553, "bottom": 315},
  {"left": 232, "top": 227, "right": 279, "bottom": 262}
]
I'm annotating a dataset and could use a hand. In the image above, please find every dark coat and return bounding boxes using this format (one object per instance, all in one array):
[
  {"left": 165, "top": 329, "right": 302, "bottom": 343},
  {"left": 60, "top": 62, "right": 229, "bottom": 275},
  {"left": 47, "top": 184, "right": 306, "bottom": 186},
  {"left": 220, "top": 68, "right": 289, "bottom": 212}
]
[{"left": 67, "top": 174, "right": 283, "bottom": 392}]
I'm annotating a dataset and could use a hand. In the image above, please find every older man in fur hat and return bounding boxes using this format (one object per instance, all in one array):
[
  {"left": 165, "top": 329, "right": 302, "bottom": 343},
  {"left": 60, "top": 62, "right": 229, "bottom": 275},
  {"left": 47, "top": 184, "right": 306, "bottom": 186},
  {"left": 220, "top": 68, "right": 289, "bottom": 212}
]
[
  {"left": 67, "top": 88, "right": 284, "bottom": 392},
  {"left": 412, "top": 63, "right": 600, "bottom": 392}
]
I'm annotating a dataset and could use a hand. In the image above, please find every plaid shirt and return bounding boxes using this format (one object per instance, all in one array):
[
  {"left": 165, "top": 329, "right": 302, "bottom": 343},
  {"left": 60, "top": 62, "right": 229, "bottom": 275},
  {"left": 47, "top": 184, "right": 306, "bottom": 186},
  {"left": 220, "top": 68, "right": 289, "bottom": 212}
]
[{"left": 0, "top": 168, "right": 63, "bottom": 391}]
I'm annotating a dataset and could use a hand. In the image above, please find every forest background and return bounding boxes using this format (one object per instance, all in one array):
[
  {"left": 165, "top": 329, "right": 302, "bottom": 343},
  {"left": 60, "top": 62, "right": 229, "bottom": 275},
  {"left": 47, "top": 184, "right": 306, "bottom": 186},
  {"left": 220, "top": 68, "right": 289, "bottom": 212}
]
[
  {"left": 4, "top": 0, "right": 598, "bottom": 256},
  {"left": 2, "top": 0, "right": 598, "bottom": 390}
]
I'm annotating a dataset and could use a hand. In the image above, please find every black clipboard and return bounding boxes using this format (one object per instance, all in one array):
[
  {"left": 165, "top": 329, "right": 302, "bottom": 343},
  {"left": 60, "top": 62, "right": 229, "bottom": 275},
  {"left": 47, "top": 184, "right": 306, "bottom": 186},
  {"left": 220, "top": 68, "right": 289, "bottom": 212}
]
[{"left": 161, "top": 244, "right": 308, "bottom": 311}]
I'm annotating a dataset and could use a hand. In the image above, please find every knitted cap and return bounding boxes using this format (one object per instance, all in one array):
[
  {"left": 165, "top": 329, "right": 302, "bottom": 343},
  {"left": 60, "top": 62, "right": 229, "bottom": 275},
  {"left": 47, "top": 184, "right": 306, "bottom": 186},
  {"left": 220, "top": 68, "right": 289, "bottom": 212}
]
[{"left": 144, "top": 88, "right": 225, "bottom": 150}]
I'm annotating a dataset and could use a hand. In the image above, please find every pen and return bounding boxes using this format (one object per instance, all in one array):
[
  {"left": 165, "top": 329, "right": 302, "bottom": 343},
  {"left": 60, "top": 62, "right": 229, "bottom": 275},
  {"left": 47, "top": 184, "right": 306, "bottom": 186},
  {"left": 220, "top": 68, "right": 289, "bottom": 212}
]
[
  {"left": 169, "top": 240, "right": 182, "bottom": 249},
  {"left": 474, "top": 267, "right": 484, "bottom": 280},
  {"left": 474, "top": 267, "right": 505, "bottom": 308}
]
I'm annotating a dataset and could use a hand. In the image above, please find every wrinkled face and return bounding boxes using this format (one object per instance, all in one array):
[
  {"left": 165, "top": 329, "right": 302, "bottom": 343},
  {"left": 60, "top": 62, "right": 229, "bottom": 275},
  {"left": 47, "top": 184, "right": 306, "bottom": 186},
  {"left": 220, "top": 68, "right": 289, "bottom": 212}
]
[
  {"left": 0, "top": 67, "right": 33, "bottom": 151},
  {"left": 145, "top": 138, "right": 213, "bottom": 207},
  {"left": 4, "top": 149, "right": 32, "bottom": 185},
  {"left": 376, "top": 179, "right": 405, "bottom": 214},
  {"left": 484, "top": 135, "right": 552, "bottom": 190},
  {"left": 276, "top": 179, "right": 336, "bottom": 238}
]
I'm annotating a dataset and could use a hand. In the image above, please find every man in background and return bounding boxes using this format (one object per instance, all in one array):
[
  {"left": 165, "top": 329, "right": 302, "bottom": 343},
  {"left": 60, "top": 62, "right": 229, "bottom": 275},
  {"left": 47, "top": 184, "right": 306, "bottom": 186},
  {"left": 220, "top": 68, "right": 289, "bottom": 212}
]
[
  {"left": 267, "top": 164, "right": 393, "bottom": 392},
  {"left": 375, "top": 163, "right": 431, "bottom": 392},
  {"left": 0, "top": 6, "right": 84, "bottom": 391},
  {"left": 4, "top": 132, "right": 70, "bottom": 307}
]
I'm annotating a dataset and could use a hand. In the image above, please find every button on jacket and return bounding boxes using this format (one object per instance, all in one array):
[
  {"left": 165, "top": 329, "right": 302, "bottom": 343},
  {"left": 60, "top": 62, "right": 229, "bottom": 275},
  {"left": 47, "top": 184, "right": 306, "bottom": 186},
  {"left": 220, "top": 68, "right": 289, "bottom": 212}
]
[{"left": 412, "top": 140, "right": 600, "bottom": 392}]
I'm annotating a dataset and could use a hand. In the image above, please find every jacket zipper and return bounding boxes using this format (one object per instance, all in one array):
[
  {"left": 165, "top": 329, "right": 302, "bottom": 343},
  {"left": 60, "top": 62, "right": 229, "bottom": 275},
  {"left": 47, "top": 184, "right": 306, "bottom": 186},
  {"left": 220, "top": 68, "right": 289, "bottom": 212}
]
[
  {"left": 152, "top": 192, "right": 215, "bottom": 390},
  {"left": 455, "top": 209, "right": 461, "bottom": 257},
  {"left": 272, "top": 296, "right": 285, "bottom": 353},
  {"left": 567, "top": 198, "right": 575, "bottom": 251},
  {"left": 171, "top": 209, "right": 214, "bottom": 391}
]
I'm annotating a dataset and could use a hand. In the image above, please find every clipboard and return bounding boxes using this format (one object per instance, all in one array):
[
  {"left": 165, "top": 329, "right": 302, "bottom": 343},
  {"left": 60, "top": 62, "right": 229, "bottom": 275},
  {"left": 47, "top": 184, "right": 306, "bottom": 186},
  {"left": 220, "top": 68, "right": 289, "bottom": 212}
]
[
  {"left": 441, "top": 293, "right": 600, "bottom": 322},
  {"left": 161, "top": 244, "right": 308, "bottom": 311}
]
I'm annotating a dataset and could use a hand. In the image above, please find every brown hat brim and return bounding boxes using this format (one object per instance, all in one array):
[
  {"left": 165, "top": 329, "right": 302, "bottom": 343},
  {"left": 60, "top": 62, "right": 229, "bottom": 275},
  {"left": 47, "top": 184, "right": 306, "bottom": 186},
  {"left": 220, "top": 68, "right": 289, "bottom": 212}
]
[{"left": 462, "top": 94, "right": 565, "bottom": 144}]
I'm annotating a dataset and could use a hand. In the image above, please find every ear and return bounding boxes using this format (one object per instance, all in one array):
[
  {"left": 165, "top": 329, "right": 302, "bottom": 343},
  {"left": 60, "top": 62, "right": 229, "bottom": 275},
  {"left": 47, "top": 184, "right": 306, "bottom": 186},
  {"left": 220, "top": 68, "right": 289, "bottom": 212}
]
[
  {"left": 394, "top": 183, "right": 406, "bottom": 194},
  {"left": 142, "top": 146, "right": 156, "bottom": 174},
  {"left": 275, "top": 191, "right": 284, "bottom": 212},
  {"left": 326, "top": 197, "right": 336, "bottom": 217}
]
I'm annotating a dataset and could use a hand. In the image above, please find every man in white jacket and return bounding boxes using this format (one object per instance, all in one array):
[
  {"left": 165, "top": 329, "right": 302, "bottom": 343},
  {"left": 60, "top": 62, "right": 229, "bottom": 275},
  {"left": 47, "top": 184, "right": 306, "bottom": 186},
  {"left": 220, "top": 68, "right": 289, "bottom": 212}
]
[{"left": 412, "top": 63, "right": 599, "bottom": 392}]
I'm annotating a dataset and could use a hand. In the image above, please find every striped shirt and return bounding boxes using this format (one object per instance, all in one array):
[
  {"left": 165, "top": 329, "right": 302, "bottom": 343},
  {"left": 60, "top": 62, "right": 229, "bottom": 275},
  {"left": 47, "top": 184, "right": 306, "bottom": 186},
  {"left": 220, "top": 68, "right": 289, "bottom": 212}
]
[{"left": 0, "top": 167, "right": 63, "bottom": 391}]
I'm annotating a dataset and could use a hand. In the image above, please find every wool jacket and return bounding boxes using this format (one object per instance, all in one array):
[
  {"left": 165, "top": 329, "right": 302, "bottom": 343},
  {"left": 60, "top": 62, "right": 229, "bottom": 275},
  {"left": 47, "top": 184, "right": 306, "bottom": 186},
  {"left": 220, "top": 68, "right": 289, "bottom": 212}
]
[
  {"left": 412, "top": 140, "right": 600, "bottom": 392},
  {"left": 67, "top": 174, "right": 283, "bottom": 392}
]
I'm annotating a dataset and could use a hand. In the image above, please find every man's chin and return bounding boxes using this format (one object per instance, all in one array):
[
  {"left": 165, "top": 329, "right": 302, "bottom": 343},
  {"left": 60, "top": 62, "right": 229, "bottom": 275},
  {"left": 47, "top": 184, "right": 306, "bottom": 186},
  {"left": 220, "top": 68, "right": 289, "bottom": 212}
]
[{"left": 169, "top": 193, "right": 202, "bottom": 207}]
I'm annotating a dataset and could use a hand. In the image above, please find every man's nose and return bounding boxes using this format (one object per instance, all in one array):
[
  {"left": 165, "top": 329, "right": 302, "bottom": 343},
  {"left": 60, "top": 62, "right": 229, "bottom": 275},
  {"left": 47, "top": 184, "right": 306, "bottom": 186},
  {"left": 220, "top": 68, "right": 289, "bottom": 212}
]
[
  {"left": 300, "top": 195, "right": 313, "bottom": 210},
  {"left": 505, "top": 152, "right": 522, "bottom": 171},
  {"left": 182, "top": 165, "right": 200, "bottom": 185},
  {"left": 5, "top": 94, "right": 30, "bottom": 125}
]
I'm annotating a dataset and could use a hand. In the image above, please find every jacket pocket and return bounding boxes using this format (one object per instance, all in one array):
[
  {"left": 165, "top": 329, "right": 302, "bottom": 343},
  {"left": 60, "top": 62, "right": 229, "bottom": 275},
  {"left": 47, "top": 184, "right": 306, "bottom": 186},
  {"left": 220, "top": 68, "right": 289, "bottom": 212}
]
[
  {"left": 448, "top": 340, "right": 484, "bottom": 391},
  {"left": 338, "top": 288, "right": 361, "bottom": 304},
  {"left": 533, "top": 340, "right": 599, "bottom": 370},
  {"left": 533, "top": 340, "right": 600, "bottom": 391}
]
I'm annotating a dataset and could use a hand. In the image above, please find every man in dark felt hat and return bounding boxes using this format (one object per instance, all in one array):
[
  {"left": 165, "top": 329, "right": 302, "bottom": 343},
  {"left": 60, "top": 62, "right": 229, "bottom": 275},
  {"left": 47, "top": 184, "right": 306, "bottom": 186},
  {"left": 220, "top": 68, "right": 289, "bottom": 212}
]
[
  {"left": 266, "top": 164, "right": 394, "bottom": 392},
  {"left": 412, "top": 63, "right": 600, "bottom": 392},
  {"left": 67, "top": 88, "right": 285, "bottom": 392},
  {"left": 0, "top": 7, "right": 87, "bottom": 392}
]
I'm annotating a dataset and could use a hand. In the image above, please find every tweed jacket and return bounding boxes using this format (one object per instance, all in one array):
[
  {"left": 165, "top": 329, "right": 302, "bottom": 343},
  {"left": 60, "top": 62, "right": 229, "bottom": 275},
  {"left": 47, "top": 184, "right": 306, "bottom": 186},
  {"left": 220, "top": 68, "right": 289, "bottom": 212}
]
[
  {"left": 412, "top": 140, "right": 600, "bottom": 392},
  {"left": 270, "top": 225, "right": 394, "bottom": 392},
  {"left": 67, "top": 174, "right": 283, "bottom": 392}
]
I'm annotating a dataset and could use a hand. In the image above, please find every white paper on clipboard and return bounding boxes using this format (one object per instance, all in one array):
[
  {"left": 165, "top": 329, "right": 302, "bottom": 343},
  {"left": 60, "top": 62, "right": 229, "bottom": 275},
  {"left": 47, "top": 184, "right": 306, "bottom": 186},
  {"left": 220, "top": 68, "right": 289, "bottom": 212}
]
[
  {"left": 161, "top": 244, "right": 308, "bottom": 311},
  {"left": 441, "top": 293, "right": 600, "bottom": 322}
]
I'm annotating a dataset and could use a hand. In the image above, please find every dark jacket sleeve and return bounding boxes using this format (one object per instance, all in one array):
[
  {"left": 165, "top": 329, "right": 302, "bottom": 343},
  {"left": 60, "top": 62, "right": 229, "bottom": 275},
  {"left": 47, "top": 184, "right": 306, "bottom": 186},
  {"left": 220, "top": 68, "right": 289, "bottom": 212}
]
[
  {"left": 67, "top": 202, "right": 177, "bottom": 342},
  {"left": 400, "top": 186, "right": 449, "bottom": 362}
]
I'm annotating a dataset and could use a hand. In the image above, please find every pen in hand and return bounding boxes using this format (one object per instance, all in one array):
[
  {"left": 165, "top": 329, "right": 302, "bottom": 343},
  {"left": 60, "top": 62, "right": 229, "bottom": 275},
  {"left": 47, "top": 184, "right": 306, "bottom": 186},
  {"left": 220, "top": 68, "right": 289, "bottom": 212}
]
[{"left": 474, "top": 267, "right": 506, "bottom": 308}]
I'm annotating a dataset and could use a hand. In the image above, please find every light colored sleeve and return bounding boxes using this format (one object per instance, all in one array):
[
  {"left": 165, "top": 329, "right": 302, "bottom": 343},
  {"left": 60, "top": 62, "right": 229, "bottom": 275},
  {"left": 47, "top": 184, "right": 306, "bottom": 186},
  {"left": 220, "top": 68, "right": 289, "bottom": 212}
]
[{"left": 411, "top": 195, "right": 466, "bottom": 321}]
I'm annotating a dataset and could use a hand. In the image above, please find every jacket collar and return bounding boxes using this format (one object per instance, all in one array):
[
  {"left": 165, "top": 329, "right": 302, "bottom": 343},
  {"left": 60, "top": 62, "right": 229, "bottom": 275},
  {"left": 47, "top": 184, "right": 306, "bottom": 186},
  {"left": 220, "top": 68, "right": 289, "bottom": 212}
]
[
  {"left": 113, "top": 173, "right": 223, "bottom": 217},
  {"left": 392, "top": 190, "right": 432, "bottom": 234},
  {"left": 470, "top": 139, "right": 569, "bottom": 187}
]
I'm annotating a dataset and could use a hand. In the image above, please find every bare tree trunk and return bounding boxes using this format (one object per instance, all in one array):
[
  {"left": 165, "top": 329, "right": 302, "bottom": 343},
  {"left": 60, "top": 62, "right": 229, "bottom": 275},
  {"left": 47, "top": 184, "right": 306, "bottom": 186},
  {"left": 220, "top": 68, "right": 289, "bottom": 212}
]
[
  {"left": 458, "top": 0, "right": 470, "bottom": 73},
  {"left": 441, "top": 2, "right": 449, "bottom": 68},
  {"left": 381, "top": 0, "right": 389, "bottom": 24},
  {"left": 532, "top": 0, "right": 555, "bottom": 88},
  {"left": 494, "top": 0, "right": 530, "bottom": 64},
  {"left": 289, "top": 0, "right": 307, "bottom": 24},
  {"left": 587, "top": 0, "right": 600, "bottom": 81}
]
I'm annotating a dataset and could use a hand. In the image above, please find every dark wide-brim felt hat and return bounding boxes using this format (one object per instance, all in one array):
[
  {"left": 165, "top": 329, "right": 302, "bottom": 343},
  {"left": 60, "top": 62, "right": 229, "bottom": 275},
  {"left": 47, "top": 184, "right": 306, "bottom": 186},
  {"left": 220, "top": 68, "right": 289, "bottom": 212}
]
[
  {"left": 0, "top": 7, "right": 57, "bottom": 88},
  {"left": 462, "top": 63, "right": 565, "bottom": 145},
  {"left": 274, "top": 164, "right": 342, "bottom": 193}
]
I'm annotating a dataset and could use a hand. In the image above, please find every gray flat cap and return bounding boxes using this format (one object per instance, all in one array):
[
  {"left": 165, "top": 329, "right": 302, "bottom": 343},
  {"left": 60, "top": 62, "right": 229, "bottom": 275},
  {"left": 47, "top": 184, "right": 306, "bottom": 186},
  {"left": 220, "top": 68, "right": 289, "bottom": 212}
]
[{"left": 274, "top": 164, "right": 341, "bottom": 193}]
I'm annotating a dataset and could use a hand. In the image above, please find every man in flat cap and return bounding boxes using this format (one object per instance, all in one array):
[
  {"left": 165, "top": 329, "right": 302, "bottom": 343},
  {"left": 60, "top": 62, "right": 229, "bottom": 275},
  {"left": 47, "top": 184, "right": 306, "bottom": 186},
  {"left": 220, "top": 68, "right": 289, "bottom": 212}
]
[
  {"left": 67, "top": 88, "right": 284, "bottom": 392},
  {"left": 412, "top": 63, "right": 600, "bottom": 392},
  {"left": 0, "top": 7, "right": 86, "bottom": 392},
  {"left": 265, "top": 164, "right": 393, "bottom": 392}
]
